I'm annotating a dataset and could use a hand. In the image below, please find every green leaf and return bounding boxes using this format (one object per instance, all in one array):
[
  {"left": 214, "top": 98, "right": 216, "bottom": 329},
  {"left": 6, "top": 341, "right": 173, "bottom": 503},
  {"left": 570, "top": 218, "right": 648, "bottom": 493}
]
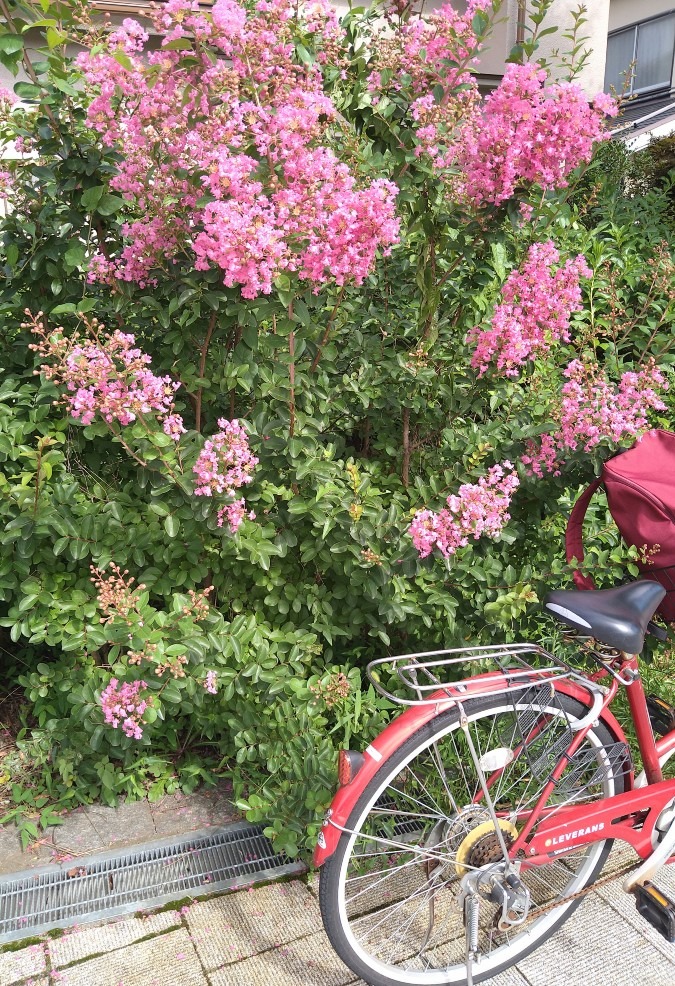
[
  {"left": 96, "top": 193, "right": 125, "bottom": 216},
  {"left": 64, "top": 243, "right": 86, "bottom": 268},
  {"left": 274, "top": 274, "right": 291, "bottom": 292},
  {"left": 14, "top": 81, "right": 42, "bottom": 100},
  {"left": 164, "top": 515, "right": 179, "bottom": 538},
  {"left": 0, "top": 35, "right": 24, "bottom": 55},
  {"left": 295, "top": 43, "right": 313, "bottom": 65},
  {"left": 491, "top": 241, "right": 507, "bottom": 281},
  {"left": 46, "top": 27, "right": 67, "bottom": 48},
  {"left": 163, "top": 38, "right": 194, "bottom": 51},
  {"left": 113, "top": 50, "right": 134, "bottom": 70},
  {"left": 149, "top": 502, "right": 170, "bottom": 517},
  {"left": 81, "top": 185, "right": 105, "bottom": 210}
]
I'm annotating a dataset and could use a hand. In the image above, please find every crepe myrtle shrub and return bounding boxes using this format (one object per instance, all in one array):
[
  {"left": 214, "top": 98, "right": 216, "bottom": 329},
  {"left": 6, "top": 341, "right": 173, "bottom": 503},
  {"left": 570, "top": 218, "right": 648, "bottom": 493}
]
[{"left": 0, "top": 0, "right": 674, "bottom": 854}]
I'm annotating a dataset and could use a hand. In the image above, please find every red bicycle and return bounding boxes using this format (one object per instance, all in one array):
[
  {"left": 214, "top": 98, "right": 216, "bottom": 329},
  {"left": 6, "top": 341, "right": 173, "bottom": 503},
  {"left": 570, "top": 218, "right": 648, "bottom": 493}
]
[{"left": 315, "top": 579, "right": 675, "bottom": 985}]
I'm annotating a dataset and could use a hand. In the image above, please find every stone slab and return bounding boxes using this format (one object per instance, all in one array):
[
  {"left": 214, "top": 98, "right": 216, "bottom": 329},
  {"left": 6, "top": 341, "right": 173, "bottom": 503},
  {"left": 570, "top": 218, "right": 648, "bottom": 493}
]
[
  {"left": 208, "top": 930, "right": 354, "bottom": 986},
  {"left": 48, "top": 928, "right": 206, "bottom": 986},
  {"left": 83, "top": 801, "right": 156, "bottom": 851},
  {"left": 0, "top": 826, "right": 29, "bottom": 876},
  {"left": 184, "top": 880, "right": 320, "bottom": 971},
  {"left": 49, "top": 910, "right": 181, "bottom": 967},
  {"left": 208, "top": 928, "right": 532, "bottom": 986},
  {"left": 0, "top": 943, "right": 46, "bottom": 986},
  {"left": 516, "top": 891, "right": 675, "bottom": 986},
  {"left": 51, "top": 811, "right": 105, "bottom": 857},
  {"left": 150, "top": 792, "right": 240, "bottom": 839},
  {"left": 597, "top": 866, "right": 675, "bottom": 962}
]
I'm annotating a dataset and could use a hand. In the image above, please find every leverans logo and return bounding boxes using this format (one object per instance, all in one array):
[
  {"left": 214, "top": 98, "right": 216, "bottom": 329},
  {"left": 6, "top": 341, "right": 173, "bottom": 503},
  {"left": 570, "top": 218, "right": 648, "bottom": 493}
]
[{"left": 544, "top": 822, "right": 605, "bottom": 848}]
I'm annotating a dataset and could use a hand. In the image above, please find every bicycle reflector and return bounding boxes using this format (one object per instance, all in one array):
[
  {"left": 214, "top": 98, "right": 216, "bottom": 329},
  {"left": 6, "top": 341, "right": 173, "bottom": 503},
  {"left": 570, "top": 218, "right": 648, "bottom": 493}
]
[{"left": 338, "top": 750, "right": 365, "bottom": 787}]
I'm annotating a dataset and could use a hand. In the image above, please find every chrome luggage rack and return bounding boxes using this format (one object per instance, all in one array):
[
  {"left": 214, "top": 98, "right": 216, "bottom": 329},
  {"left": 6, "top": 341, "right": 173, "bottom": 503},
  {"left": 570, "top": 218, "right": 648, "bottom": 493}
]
[{"left": 366, "top": 642, "right": 589, "bottom": 707}]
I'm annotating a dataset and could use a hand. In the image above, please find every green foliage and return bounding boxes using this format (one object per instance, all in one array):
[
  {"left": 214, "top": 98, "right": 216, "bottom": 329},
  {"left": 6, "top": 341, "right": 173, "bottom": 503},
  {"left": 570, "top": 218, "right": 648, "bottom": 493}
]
[{"left": 0, "top": 0, "right": 673, "bottom": 857}]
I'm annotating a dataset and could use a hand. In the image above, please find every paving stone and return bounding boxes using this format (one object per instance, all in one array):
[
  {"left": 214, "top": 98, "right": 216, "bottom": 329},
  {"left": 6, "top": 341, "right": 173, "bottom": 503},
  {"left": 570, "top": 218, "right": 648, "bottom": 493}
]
[
  {"left": 49, "top": 910, "right": 181, "bottom": 967},
  {"left": 51, "top": 812, "right": 105, "bottom": 856},
  {"left": 516, "top": 891, "right": 675, "bottom": 986},
  {"left": 84, "top": 801, "right": 156, "bottom": 850},
  {"left": 49, "top": 928, "right": 206, "bottom": 986},
  {"left": 0, "top": 826, "right": 29, "bottom": 876},
  {"left": 305, "top": 871, "right": 319, "bottom": 899},
  {"left": 597, "top": 868, "right": 675, "bottom": 962},
  {"left": 208, "top": 930, "right": 354, "bottom": 986},
  {"left": 208, "top": 929, "right": 533, "bottom": 986},
  {"left": 150, "top": 786, "right": 241, "bottom": 838},
  {"left": 184, "top": 880, "right": 320, "bottom": 971},
  {"left": 0, "top": 943, "right": 46, "bottom": 985},
  {"left": 151, "top": 794, "right": 222, "bottom": 839}
]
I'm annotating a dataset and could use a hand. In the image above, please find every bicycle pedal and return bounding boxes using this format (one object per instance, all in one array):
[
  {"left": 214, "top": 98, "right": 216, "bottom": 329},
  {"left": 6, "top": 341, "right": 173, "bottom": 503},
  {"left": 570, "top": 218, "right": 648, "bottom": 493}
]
[
  {"left": 646, "top": 695, "right": 675, "bottom": 737},
  {"left": 634, "top": 882, "right": 675, "bottom": 942}
]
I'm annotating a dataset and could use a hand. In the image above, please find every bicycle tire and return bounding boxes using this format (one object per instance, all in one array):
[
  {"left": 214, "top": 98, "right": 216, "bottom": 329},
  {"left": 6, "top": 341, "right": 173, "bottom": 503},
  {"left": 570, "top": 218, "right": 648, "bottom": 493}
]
[{"left": 319, "top": 687, "right": 627, "bottom": 986}]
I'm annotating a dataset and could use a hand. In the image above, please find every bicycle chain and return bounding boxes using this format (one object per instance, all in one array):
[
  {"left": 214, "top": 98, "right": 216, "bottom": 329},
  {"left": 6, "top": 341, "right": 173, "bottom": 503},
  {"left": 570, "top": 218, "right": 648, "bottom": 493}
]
[{"left": 517, "top": 859, "right": 638, "bottom": 926}]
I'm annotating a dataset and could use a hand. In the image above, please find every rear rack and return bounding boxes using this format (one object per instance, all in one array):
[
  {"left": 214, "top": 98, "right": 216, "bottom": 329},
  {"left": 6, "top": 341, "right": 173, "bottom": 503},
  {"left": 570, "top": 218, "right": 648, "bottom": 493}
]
[{"left": 366, "top": 642, "right": 590, "bottom": 707}]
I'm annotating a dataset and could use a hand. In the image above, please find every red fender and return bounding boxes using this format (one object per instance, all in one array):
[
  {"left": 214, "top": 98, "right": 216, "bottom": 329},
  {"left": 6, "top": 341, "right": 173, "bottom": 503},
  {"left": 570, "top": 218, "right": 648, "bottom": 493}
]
[{"left": 313, "top": 672, "right": 629, "bottom": 867}]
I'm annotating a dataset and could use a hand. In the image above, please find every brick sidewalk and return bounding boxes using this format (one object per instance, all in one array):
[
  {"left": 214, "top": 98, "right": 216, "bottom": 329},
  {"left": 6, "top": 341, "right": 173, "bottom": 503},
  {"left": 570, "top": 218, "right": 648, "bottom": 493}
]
[{"left": 1, "top": 861, "right": 674, "bottom": 986}]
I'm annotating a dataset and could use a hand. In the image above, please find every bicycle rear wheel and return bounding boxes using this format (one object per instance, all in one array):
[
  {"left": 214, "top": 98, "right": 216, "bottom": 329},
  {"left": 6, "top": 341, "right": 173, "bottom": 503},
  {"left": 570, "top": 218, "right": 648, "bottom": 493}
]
[{"left": 319, "top": 687, "right": 627, "bottom": 986}]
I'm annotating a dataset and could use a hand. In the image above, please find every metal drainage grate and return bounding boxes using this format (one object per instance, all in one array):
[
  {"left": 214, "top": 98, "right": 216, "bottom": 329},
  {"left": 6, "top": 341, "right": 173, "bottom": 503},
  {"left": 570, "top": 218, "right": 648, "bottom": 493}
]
[{"left": 0, "top": 822, "right": 306, "bottom": 944}]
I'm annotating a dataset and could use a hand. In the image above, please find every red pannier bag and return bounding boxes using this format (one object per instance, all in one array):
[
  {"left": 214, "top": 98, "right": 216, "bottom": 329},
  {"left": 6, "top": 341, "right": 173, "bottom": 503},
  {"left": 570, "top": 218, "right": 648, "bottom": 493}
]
[{"left": 566, "top": 429, "right": 675, "bottom": 622}]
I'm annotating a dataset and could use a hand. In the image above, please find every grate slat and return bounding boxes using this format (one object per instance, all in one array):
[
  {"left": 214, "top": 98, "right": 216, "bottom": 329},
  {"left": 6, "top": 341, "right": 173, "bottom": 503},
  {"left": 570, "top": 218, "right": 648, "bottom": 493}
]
[{"left": 0, "top": 823, "right": 305, "bottom": 944}]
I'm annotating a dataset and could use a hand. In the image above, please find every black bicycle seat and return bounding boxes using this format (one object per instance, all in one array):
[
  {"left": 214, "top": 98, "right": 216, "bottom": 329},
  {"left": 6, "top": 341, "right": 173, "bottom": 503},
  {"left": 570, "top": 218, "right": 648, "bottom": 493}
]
[{"left": 544, "top": 580, "right": 666, "bottom": 654}]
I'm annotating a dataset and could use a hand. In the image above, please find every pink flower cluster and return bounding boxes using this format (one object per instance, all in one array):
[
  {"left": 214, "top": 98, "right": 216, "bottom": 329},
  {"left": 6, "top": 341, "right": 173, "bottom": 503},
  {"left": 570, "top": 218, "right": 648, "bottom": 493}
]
[
  {"left": 459, "top": 63, "right": 618, "bottom": 205},
  {"left": 522, "top": 360, "right": 667, "bottom": 475},
  {"left": 459, "top": 64, "right": 619, "bottom": 206},
  {"left": 560, "top": 360, "right": 667, "bottom": 451},
  {"left": 78, "top": 0, "right": 399, "bottom": 297},
  {"left": 0, "top": 170, "right": 12, "bottom": 198},
  {"left": 410, "top": 462, "right": 520, "bottom": 559},
  {"left": 193, "top": 419, "right": 258, "bottom": 532},
  {"left": 469, "top": 241, "right": 592, "bottom": 377},
  {"left": 100, "top": 677, "right": 151, "bottom": 739},
  {"left": 30, "top": 318, "right": 184, "bottom": 433},
  {"left": 521, "top": 433, "right": 561, "bottom": 479},
  {"left": 204, "top": 670, "right": 218, "bottom": 694},
  {"left": 368, "top": 1, "right": 490, "bottom": 163}
]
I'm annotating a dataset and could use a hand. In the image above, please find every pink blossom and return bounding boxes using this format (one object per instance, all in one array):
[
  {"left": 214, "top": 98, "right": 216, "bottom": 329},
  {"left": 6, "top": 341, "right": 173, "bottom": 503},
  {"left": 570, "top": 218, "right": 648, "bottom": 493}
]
[
  {"left": 77, "top": 0, "right": 399, "bottom": 297},
  {"left": 410, "top": 462, "right": 520, "bottom": 559},
  {"left": 193, "top": 419, "right": 258, "bottom": 532},
  {"left": 211, "top": 0, "right": 246, "bottom": 38},
  {"left": 521, "top": 433, "right": 561, "bottom": 478},
  {"left": 469, "top": 242, "right": 592, "bottom": 377},
  {"left": 163, "top": 414, "right": 187, "bottom": 440},
  {"left": 216, "top": 497, "right": 255, "bottom": 533},
  {"left": 30, "top": 323, "right": 182, "bottom": 430},
  {"left": 204, "top": 670, "right": 218, "bottom": 694},
  {"left": 0, "top": 170, "right": 13, "bottom": 198},
  {"left": 458, "top": 63, "right": 619, "bottom": 206},
  {"left": 193, "top": 419, "right": 258, "bottom": 497},
  {"left": 560, "top": 359, "right": 667, "bottom": 452},
  {"left": 521, "top": 360, "right": 667, "bottom": 474},
  {"left": 100, "top": 678, "right": 151, "bottom": 739}
]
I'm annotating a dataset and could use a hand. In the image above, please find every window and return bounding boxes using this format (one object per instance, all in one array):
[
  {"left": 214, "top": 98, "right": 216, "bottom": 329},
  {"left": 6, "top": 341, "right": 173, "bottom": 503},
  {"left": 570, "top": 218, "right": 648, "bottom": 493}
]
[{"left": 605, "top": 11, "right": 675, "bottom": 96}]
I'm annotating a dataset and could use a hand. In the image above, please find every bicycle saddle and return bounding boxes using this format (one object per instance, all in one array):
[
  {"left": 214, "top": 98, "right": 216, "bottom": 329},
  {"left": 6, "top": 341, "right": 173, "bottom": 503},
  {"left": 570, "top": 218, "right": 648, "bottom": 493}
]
[{"left": 544, "top": 580, "right": 666, "bottom": 654}]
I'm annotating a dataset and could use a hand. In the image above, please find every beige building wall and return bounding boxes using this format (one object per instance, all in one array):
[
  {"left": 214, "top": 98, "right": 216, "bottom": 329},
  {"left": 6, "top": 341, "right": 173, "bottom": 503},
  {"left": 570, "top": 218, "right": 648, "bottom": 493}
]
[
  {"left": 608, "top": 0, "right": 673, "bottom": 32},
  {"left": 523, "top": 0, "right": 611, "bottom": 93}
]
